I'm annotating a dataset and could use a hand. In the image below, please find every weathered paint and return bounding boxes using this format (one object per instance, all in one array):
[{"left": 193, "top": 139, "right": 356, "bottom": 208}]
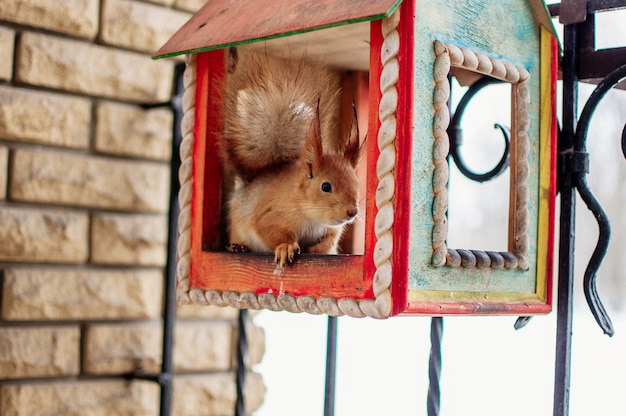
[
  {"left": 153, "top": 0, "right": 401, "bottom": 59},
  {"left": 407, "top": 0, "right": 550, "bottom": 299}
]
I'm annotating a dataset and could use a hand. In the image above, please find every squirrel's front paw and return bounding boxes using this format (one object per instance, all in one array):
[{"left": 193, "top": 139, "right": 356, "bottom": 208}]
[{"left": 273, "top": 242, "right": 301, "bottom": 275}]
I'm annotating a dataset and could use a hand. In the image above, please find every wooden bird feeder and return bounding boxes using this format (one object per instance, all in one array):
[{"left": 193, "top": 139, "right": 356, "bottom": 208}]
[{"left": 154, "top": 0, "right": 559, "bottom": 318}]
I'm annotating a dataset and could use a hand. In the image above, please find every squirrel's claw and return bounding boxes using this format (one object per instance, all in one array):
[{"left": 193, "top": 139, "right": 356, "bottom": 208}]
[
  {"left": 273, "top": 242, "right": 301, "bottom": 275},
  {"left": 227, "top": 243, "right": 249, "bottom": 253}
]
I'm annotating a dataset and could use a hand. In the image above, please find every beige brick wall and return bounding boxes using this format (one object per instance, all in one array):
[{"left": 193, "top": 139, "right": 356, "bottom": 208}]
[
  {"left": 0, "top": 28, "right": 14, "bottom": 81},
  {"left": 0, "top": 86, "right": 91, "bottom": 148},
  {"left": 0, "top": 326, "right": 80, "bottom": 378},
  {"left": 0, "top": 0, "right": 266, "bottom": 414},
  {"left": 95, "top": 102, "right": 173, "bottom": 160}
]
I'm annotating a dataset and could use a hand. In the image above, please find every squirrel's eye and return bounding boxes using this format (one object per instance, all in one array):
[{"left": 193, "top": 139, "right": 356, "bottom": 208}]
[{"left": 321, "top": 182, "right": 332, "bottom": 193}]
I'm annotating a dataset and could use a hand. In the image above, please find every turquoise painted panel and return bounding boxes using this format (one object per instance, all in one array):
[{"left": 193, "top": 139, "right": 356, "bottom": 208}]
[{"left": 407, "top": 0, "right": 543, "bottom": 294}]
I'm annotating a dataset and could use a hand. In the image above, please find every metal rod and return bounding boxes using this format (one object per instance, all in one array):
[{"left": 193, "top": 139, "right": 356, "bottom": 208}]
[
  {"left": 447, "top": 76, "right": 510, "bottom": 183},
  {"left": 235, "top": 309, "right": 249, "bottom": 416},
  {"left": 427, "top": 317, "right": 443, "bottom": 416},
  {"left": 554, "top": 20, "right": 579, "bottom": 416},
  {"left": 570, "top": 64, "right": 626, "bottom": 336},
  {"left": 159, "top": 62, "right": 186, "bottom": 416},
  {"left": 588, "top": 0, "right": 626, "bottom": 13},
  {"left": 324, "top": 316, "right": 338, "bottom": 416}
]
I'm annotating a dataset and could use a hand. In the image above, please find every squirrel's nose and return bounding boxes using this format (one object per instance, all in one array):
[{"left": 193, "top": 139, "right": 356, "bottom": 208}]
[{"left": 347, "top": 209, "right": 357, "bottom": 219}]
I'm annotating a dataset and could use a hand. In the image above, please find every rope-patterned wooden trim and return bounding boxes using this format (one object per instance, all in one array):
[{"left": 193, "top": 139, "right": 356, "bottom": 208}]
[
  {"left": 369, "top": 9, "right": 402, "bottom": 318},
  {"left": 176, "top": 53, "right": 197, "bottom": 305},
  {"left": 431, "top": 40, "right": 530, "bottom": 271},
  {"left": 175, "top": 11, "right": 401, "bottom": 318}
]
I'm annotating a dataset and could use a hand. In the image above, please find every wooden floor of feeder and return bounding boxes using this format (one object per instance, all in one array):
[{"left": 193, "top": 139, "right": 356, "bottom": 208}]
[{"left": 197, "top": 252, "right": 368, "bottom": 299}]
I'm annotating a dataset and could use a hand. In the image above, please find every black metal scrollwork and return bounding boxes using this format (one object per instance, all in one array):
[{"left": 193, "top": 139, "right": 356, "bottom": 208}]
[
  {"left": 449, "top": 67, "right": 626, "bottom": 336},
  {"left": 569, "top": 63, "right": 626, "bottom": 337},
  {"left": 447, "top": 76, "right": 511, "bottom": 182}
]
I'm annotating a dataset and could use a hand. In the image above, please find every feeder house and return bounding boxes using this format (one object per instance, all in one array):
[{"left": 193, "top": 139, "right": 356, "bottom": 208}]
[{"left": 154, "top": 0, "right": 559, "bottom": 318}]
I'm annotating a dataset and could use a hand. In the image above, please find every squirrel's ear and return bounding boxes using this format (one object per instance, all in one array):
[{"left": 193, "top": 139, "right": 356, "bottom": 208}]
[
  {"left": 344, "top": 100, "right": 362, "bottom": 168},
  {"left": 302, "top": 96, "right": 324, "bottom": 176}
]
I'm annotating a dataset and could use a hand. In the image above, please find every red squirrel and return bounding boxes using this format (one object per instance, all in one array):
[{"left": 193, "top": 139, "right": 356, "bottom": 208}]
[{"left": 221, "top": 48, "right": 362, "bottom": 274}]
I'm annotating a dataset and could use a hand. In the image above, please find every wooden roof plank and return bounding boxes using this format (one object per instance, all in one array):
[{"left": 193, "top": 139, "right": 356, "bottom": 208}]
[{"left": 153, "top": 0, "right": 402, "bottom": 58}]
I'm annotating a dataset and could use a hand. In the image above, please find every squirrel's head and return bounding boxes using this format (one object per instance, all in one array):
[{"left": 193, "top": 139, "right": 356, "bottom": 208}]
[{"left": 299, "top": 99, "right": 362, "bottom": 227}]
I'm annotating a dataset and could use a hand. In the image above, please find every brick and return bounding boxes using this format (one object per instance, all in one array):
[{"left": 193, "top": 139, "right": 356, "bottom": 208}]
[
  {"left": 174, "top": 0, "right": 207, "bottom": 12},
  {"left": 10, "top": 148, "right": 170, "bottom": 213},
  {"left": 0, "top": 27, "right": 14, "bottom": 81},
  {"left": 175, "top": 306, "right": 261, "bottom": 322},
  {"left": 95, "top": 101, "right": 173, "bottom": 160},
  {"left": 0, "top": 206, "right": 88, "bottom": 263},
  {"left": 1, "top": 268, "right": 163, "bottom": 320},
  {"left": 172, "top": 372, "right": 265, "bottom": 416},
  {"left": 0, "top": 86, "right": 91, "bottom": 148},
  {"left": 82, "top": 320, "right": 258, "bottom": 375},
  {"left": 0, "top": 146, "right": 7, "bottom": 199},
  {"left": 91, "top": 213, "right": 168, "bottom": 266},
  {"left": 240, "top": 323, "right": 265, "bottom": 368},
  {"left": 174, "top": 322, "right": 233, "bottom": 372},
  {"left": 176, "top": 304, "right": 240, "bottom": 320},
  {"left": 16, "top": 32, "right": 174, "bottom": 103},
  {"left": 101, "top": 0, "right": 191, "bottom": 54},
  {"left": 0, "top": 380, "right": 159, "bottom": 415},
  {"left": 0, "top": 0, "right": 98, "bottom": 39},
  {"left": 83, "top": 322, "right": 162, "bottom": 375},
  {"left": 0, "top": 326, "right": 80, "bottom": 378}
]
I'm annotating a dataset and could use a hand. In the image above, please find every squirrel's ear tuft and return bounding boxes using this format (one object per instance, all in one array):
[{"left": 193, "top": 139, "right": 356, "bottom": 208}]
[
  {"left": 227, "top": 47, "right": 238, "bottom": 74},
  {"left": 344, "top": 100, "right": 362, "bottom": 168},
  {"left": 302, "top": 95, "right": 324, "bottom": 175}
]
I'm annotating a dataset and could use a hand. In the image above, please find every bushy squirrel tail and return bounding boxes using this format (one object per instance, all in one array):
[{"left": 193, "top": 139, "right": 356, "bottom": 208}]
[{"left": 222, "top": 47, "right": 341, "bottom": 181}]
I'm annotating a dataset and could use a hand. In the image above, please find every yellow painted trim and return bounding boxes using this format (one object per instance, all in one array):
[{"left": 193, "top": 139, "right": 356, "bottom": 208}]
[
  {"left": 535, "top": 27, "right": 556, "bottom": 303},
  {"left": 408, "top": 290, "right": 546, "bottom": 304}
]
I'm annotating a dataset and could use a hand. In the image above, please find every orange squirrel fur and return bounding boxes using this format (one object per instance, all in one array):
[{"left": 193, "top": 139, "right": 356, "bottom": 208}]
[{"left": 222, "top": 48, "right": 362, "bottom": 274}]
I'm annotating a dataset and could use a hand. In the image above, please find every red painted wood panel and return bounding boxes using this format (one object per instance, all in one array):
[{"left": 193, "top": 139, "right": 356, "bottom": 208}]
[
  {"left": 189, "top": 52, "right": 210, "bottom": 287},
  {"left": 404, "top": 300, "right": 552, "bottom": 316},
  {"left": 201, "top": 52, "right": 226, "bottom": 252},
  {"left": 389, "top": 0, "right": 416, "bottom": 315},
  {"left": 200, "top": 252, "right": 366, "bottom": 298},
  {"left": 362, "top": 22, "right": 383, "bottom": 301}
]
